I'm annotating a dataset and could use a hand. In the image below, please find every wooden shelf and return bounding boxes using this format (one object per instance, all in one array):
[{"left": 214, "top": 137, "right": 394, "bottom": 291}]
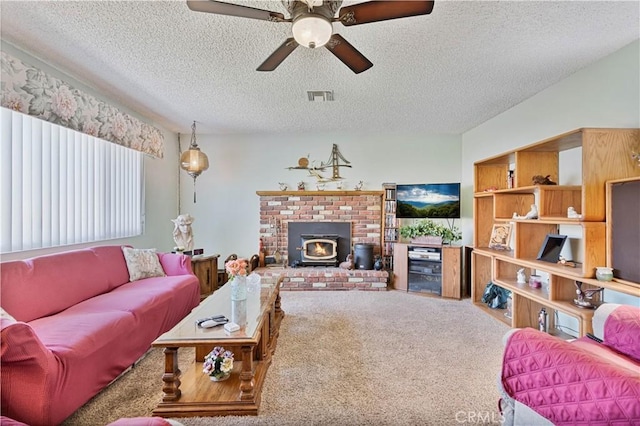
[
  {"left": 382, "top": 183, "right": 398, "bottom": 272},
  {"left": 471, "top": 128, "right": 640, "bottom": 337}
]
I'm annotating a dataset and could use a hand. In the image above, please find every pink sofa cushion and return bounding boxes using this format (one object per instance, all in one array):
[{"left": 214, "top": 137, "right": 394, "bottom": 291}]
[
  {"left": 604, "top": 304, "right": 640, "bottom": 362},
  {"left": 1, "top": 319, "right": 60, "bottom": 426},
  {"left": 157, "top": 252, "right": 194, "bottom": 276},
  {"left": 502, "top": 328, "right": 640, "bottom": 424},
  {"left": 30, "top": 310, "right": 137, "bottom": 357},
  {"left": 31, "top": 275, "right": 198, "bottom": 355},
  {"left": 1, "top": 246, "right": 130, "bottom": 322},
  {"left": 572, "top": 337, "right": 639, "bottom": 373}
]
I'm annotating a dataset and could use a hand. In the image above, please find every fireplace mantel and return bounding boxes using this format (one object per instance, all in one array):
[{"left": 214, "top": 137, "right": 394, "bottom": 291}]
[{"left": 256, "top": 190, "right": 383, "bottom": 196}]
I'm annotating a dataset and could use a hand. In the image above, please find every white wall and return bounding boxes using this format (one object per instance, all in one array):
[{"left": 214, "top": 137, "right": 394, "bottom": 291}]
[
  {"left": 461, "top": 40, "right": 640, "bottom": 308},
  {"left": 179, "top": 131, "right": 461, "bottom": 259}
]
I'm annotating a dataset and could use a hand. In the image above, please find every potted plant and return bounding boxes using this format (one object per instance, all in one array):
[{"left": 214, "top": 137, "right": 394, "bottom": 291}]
[{"left": 399, "top": 219, "right": 462, "bottom": 245}]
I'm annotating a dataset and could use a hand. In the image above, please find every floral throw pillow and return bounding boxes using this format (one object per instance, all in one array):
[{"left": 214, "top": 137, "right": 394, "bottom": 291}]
[{"left": 122, "top": 247, "right": 166, "bottom": 282}]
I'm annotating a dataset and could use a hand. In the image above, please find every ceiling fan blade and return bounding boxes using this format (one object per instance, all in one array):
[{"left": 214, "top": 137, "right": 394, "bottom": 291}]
[
  {"left": 257, "top": 38, "right": 299, "bottom": 71},
  {"left": 338, "top": 1, "right": 435, "bottom": 26},
  {"left": 187, "top": 0, "right": 286, "bottom": 22},
  {"left": 325, "top": 34, "right": 373, "bottom": 74}
]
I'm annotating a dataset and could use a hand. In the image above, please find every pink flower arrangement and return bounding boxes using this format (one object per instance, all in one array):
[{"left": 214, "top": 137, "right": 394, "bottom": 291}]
[
  {"left": 203, "top": 346, "right": 234, "bottom": 380},
  {"left": 225, "top": 258, "right": 249, "bottom": 280}
]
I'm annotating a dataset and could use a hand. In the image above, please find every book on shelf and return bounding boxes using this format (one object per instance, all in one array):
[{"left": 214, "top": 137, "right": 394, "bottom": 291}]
[{"left": 385, "top": 216, "right": 397, "bottom": 227}]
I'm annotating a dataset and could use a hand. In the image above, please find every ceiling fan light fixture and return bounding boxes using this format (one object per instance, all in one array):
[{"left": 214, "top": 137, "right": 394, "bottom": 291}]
[{"left": 292, "top": 15, "right": 332, "bottom": 48}]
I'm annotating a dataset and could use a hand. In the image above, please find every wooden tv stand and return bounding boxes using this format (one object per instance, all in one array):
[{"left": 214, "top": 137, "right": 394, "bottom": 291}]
[{"left": 393, "top": 243, "right": 462, "bottom": 299}]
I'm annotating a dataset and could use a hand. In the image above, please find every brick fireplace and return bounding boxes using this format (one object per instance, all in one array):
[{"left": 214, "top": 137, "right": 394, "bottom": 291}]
[{"left": 256, "top": 190, "right": 389, "bottom": 290}]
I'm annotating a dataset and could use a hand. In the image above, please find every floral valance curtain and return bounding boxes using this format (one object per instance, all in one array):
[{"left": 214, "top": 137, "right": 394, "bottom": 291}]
[{"left": 1, "top": 51, "right": 164, "bottom": 158}]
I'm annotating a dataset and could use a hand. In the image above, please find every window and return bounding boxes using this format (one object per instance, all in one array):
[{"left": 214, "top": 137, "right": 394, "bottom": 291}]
[{"left": 1, "top": 107, "right": 144, "bottom": 253}]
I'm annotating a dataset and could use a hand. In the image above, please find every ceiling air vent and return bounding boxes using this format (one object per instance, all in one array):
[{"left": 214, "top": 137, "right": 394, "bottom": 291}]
[{"left": 307, "top": 91, "right": 334, "bottom": 101}]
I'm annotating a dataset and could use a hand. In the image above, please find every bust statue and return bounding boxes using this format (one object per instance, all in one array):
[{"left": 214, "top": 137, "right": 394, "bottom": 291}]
[{"left": 172, "top": 214, "right": 195, "bottom": 251}]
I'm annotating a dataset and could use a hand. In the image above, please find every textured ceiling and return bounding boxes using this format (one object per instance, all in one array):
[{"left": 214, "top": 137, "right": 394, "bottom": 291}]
[{"left": 1, "top": 1, "right": 638, "bottom": 136}]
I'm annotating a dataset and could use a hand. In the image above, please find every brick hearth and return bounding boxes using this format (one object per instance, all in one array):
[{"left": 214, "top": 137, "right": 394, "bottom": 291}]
[
  {"left": 256, "top": 267, "right": 389, "bottom": 291},
  {"left": 256, "top": 190, "right": 389, "bottom": 290}
]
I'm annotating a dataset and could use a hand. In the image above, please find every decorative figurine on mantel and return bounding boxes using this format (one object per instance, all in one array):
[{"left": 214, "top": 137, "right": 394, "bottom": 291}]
[
  {"left": 297, "top": 181, "right": 305, "bottom": 191},
  {"left": 339, "top": 254, "right": 354, "bottom": 270},
  {"left": 354, "top": 180, "right": 364, "bottom": 191},
  {"left": 278, "top": 182, "right": 288, "bottom": 191},
  {"left": 172, "top": 213, "right": 195, "bottom": 252},
  {"left": 513, "top": 204, "right": 538, "bottom": 220}
]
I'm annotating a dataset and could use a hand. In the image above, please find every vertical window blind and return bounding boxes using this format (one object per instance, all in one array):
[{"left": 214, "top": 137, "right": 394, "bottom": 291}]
[{"left": 1, "top": 107, "right": 144, "bottom": 253}]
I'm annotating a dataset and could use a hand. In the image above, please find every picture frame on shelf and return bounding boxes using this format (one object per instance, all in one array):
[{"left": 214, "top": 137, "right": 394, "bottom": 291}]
[
  {"left": 488, "top": 223, "right": 512, "bottom": 250},
  {"left": 536, "top": 234, "right": 568, "bottom": 263}
]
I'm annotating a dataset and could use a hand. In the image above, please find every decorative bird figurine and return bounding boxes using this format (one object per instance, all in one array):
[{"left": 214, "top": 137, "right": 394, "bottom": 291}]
[
  {"left": 573, "top": 281, "right": 604, "bottom": 308},
  {"left": 373, "top": 255, "right": 383, "bottom": 271}
]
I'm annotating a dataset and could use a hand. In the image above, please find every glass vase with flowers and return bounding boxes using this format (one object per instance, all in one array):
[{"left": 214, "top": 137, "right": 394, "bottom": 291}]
[{"left": 226, "top": 258, "right": 249, "bottom": 300}]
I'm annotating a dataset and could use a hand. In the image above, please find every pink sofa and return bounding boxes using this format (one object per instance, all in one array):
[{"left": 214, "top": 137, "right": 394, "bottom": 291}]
[
  {"left": 499, "top": 303, "right": 640, "bottom": 425},
  {"left": 0, "top": 246, "right": 200, "bottom": 426}
]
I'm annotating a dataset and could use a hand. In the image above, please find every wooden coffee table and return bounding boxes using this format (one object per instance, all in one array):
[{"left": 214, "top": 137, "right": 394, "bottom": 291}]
[{"left": 151, "top": 275, "right": 284, "bottom": 417}]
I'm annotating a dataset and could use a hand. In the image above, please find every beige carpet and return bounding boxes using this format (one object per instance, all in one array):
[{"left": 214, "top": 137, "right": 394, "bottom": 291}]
[{"left": 63, "top": 291, "right": 509, "bottom": 426}]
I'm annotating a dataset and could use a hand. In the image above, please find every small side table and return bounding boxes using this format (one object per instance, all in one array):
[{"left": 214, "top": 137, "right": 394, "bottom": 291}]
[{"left": 191, "top": 254, "right": 220, "bottom": 299}]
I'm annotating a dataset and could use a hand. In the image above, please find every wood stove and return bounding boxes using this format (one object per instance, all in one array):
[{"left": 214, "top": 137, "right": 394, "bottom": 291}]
[
  {"left": 287, "top": 222, "right": 351, "bottom": 267},
  {"left": 300, "top": 234, "right": 339, "bottom": 266}
]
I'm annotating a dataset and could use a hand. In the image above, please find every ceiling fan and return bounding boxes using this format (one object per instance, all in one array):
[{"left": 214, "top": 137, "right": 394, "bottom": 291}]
[{"left": 186, "top": 0, "right": 435, "bottom": 74}]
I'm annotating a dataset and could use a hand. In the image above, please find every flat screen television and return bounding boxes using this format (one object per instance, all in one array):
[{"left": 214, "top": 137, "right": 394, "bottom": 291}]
[{"left": 396, "top": 183, "right": 461, "bottom": 219}]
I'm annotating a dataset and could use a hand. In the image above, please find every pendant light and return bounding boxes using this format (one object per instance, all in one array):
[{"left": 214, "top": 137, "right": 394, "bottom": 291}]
[{"left": 180, "top": 121, "right": 209, "bottom": 203}]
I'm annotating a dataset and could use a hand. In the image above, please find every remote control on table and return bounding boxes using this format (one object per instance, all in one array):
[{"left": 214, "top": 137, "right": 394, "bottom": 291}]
[
  {"left": 200, "top": 318, "right": 229, "bottom": 328},
  {"left": 196, "top": 315, "right": 227, "bottom": 327}
]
